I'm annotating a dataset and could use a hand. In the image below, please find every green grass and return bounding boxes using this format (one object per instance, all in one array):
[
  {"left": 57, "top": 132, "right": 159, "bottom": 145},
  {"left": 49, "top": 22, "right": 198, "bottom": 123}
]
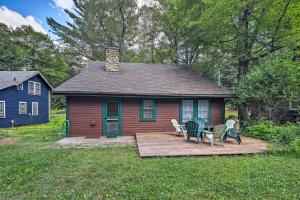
[
  {"left": 225, "top": 108, "right": 238, "bottom": 119},
  {"left": 0, "top": 116, "right": 300, "bottom": 199},
  {"left": 0, "top": 116, "right": 64, "bottom": 142},
  {"left": 50, "top": 109, "right": 66, "bottom": 115}
]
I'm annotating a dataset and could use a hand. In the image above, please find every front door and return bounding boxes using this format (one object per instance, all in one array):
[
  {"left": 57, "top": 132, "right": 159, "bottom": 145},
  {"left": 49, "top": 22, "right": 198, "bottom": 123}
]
[{"left": 103, "top": 99, "right": 122, "bottom": 137}]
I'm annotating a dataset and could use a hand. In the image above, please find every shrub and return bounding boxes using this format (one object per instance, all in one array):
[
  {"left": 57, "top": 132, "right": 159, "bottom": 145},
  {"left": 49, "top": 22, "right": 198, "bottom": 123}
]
[
  {"left": 290, "top": 138, "right": 300, "bottom": 155},
  {"left": 244, "top": 121, "right": 300, "bottom": 155},
  {"left": 245, "top": 121, "right": 299, "bottom": 145}
]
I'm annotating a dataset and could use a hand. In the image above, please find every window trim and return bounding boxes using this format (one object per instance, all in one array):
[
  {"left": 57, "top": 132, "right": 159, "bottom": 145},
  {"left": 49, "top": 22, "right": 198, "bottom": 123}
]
[
  {"left": 32, "top": 102, "right": 39, "bottom": 116},
  {"left": 140, "top": 99, "right": 157, "bottom": 122},
  {"left": 34, "top": 82, "right": 41, "bottom": 96},
  {"left": 0, "top": 101, "right": 5, "bottom": 118},
  {"left": 180, "top": 99, "right": 211, "bottom": 125},
  {"left": 198, "top": 100, "right": 210, "bottom": 123},
  {"left": 17, "top": 83, "right": 23, "bottom": 90},
  {"left": 28, "top": 81, "right": 41, "bottom": 95},
  {"left": 19, "top": 102, "right": 27, "bottom": 114},
  {"left": 289, "top": 99, "right": 300, "bottom": 111},
  {"left": 28, "top": 81, "right": 35, "bottom": 95}
]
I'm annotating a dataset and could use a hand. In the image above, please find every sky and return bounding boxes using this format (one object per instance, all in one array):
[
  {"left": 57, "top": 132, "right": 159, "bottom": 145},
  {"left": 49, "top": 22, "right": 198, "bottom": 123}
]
[{"left": 0, "top": 0, "right": 74, "bottom": 39}]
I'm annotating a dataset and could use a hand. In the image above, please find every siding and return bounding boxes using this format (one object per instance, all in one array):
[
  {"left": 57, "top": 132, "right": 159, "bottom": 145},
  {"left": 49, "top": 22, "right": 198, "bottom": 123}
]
[
  {"left": 67, "top": 96, "right": 225, "bottom": 137},
  {"left": 210, "top": 98, "right": 225, "bottom": 126},
  {"left": 122, "top": 98, "right": 179, "bottom": 135},
  {"left": 0, "top": 75, "right": 50, "bottom": 128},
  {"left": 68, "top": 96, "right": 102, "bottom": 138}
]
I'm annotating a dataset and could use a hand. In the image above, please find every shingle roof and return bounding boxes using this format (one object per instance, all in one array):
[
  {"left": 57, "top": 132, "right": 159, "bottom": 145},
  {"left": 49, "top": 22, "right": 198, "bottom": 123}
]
[
  {"left": 53, "top": 61, "right": 235, "bottom": 97},
  {"left": 0, "top": 71, "right": 52, "bottom": 90}
]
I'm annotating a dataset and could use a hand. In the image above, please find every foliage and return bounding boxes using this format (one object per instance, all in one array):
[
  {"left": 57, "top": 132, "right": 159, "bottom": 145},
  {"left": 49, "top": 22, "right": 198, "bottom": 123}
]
[
  {"left": 0, "top": 24, "right": 80, "bottom": 88},
  {"left": 47, "top": 0, "right": 138, "bottom": 61},
  {"left": 244, "top": 121, "right": 300, "bottom": 155},
  {"left": 290, "top": 138, "right": 300, "bottom": 155},
  {"left": 0, "top": 125, "right": 300, "bottom": 199},
  {"left": 237, "top": 53, "right": 300, "bottom": 122}
]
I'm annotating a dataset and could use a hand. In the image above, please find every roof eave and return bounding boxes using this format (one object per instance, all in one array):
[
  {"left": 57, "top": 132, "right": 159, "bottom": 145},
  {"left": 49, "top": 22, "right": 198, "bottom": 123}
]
[{"left": 51, "top": 91, "right": 236, "bottom": 98}]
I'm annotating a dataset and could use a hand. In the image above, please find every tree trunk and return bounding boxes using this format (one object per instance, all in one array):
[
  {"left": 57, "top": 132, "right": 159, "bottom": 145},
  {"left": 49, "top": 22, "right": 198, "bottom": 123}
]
[{"left": 237, "top": 4, "right": 252, "bottom": 123}]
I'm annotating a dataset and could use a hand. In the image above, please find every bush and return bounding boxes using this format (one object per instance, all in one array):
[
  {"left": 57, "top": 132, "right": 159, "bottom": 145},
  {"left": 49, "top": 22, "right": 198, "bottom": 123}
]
[
  {"left": 244, "top": 121, "right": 300, "bottom": 155},
  {"left": 290, "top": 138, "right": 300, "bottom": 155}
]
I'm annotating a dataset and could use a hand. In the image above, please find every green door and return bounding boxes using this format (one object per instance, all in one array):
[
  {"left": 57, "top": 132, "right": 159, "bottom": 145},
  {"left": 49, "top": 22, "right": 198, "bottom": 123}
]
[{"left": 103, "top": 99, "right": 122, "bottom": 137}]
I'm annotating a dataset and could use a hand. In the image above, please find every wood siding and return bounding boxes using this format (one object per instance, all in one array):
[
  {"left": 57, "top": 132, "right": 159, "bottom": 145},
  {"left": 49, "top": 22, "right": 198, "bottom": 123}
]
[
  {"left": 210, "top": 98, "right": 225, "bottom": 126},
  {"left": 0, "top": 75, "right": 50, "bottom": 128},
  {"left": 68, "top": 96, "right": 102, "bottom": 138},
  {"left": 122, "top": 98, "right": 179, "bottom": 136},
  {"left": 68, "top": 96, "right": 225, "bottom": 137}
]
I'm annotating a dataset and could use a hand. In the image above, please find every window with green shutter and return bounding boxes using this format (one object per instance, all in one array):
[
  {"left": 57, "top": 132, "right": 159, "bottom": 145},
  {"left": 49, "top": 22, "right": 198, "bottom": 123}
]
[{"left": 140, "top": 99, "right": 157, "bottom": 121}]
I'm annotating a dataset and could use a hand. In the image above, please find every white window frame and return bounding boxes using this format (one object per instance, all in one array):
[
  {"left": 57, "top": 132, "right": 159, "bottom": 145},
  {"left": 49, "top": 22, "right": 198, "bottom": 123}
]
[
  {"left": 28, "top": 81, "right": 35, "bottom": 95},
  {"left": 28, "top": 81, "right": 41, "bottom": 95},
  {"left": 198, "top": 100, "right": 210, "bottom": 123},
  {"left": 289, "top": 100, "right": 300, "bottom": 111},
  {"left": 19, "top": 102, "right": 27, "bottom": 114},
  {"left": 34, "top": 82, "right": 41, "bottom": 96},
  {"left": 0, "top": 101, "right": 5, "bottom": 118},
  {"left": 17, "top": 83, "right": 23, "bottom": 90},
  {"left": 182, "top": 100, "right": 194, "bottom": 123},
  {"left": 32, "top": 102, "right": 38, "bottom": 116}
]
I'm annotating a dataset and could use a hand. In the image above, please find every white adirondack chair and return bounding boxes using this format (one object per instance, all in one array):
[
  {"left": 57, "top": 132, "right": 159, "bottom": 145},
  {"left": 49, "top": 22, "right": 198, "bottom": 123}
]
[
  {"left": 171, "top": 119, "right": 187, "bottom": 140},
  {"left": 225, "top": 119, "right": 236, "bottom": 130}
]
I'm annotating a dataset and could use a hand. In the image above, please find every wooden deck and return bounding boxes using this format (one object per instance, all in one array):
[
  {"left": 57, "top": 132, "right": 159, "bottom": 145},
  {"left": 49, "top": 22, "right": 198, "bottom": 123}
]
[{"left": 136, "top": 132, "right": 268, "bottom": 157}]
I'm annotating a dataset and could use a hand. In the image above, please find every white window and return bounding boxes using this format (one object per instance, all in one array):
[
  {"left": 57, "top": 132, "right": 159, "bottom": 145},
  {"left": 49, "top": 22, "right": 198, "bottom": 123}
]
[
  {"left": 182, "top": 100, "right": 194, "bottom": 123},
  {"left": 28, "top": 81, "right": 34, "bottom": 95},
  {"left": 141, "top": 100, "right": 156, "bottom": 121},
  {"left": 17, "top": 83, "right": 23, "bottom": 90},
  {"left": 35, "top": 82, "right": 41, "bottom": 95},
  {"left": 0, "top": 101, "right": 5, "bottom": 118},
  {"left": 28, "top": 81, "right": 41, "bottom": 95},
  {"left": 198, "top": 100, "right": 210, "bottom": 123},
  {"left": 32, "top": 102, "right": 38, "bottom": 116},
  {"left": 290, "top": 100, "right": 300, "bottom": 111},
  {"left": 19, "top": 102, "right": 27, "bottom": 114}
]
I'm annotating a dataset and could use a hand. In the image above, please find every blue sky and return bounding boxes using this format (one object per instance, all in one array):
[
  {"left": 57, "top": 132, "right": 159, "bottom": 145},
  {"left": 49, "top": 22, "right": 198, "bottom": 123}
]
[{"left": 0, "top": 0, "right": 74, "bottom": 39}]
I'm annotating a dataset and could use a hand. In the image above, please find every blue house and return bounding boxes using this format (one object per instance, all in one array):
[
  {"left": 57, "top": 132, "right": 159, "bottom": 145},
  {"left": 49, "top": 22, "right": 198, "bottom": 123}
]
[{"left": 0, "top": 71, "right": 52, "bottom": 128}]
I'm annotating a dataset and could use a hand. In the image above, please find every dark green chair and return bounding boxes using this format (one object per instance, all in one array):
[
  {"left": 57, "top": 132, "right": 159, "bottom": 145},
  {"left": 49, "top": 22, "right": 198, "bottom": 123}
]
[
  {"left": 225, "top": 119, "right": 241, "bottom": 144},
  {"left": 226, "top": 128, "right": 241, "bottom": 144},
  {"left": 185, "top": 121, "right": 202, "bottom": 143}
]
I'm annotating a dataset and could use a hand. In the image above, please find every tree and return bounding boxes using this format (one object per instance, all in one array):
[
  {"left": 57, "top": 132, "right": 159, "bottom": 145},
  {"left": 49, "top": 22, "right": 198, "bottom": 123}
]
[
  {"left": 237, "top": 52, "right": 300, "bottom": 123},
  {"left": 47, "top": 0, "right": 138, "bottom": 61},
  {"left": 175, "top": 0, "right": 300, "bottom": 121}
]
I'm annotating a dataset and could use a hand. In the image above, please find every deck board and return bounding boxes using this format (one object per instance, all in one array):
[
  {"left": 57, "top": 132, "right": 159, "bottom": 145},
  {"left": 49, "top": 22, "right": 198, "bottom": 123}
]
[{"left": 136, "top": 132, "right": 268, "bottom": 157}]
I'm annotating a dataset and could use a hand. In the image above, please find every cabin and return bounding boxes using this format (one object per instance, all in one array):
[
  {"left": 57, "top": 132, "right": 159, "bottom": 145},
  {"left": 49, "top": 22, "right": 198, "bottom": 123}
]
[
  {"left": 53, "top": 47, "right": 235, "bottom": 138},
  {"left": 0, "top": 71, "right": 52, "bottom": 128}
]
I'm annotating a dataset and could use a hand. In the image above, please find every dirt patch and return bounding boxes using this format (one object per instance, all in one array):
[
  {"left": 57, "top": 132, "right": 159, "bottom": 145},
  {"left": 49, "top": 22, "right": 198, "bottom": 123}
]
[{"left": 0, "top": 137, "right": 20, "bottom": 145}]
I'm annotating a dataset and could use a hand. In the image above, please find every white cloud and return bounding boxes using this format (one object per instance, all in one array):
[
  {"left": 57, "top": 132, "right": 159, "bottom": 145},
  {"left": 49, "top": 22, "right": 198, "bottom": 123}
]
[
  {"left": 53, "top": 0, "right": 74, "bottom": 10},
  {"left": 0, "top": 6, "right": 46, "bottom": 34}
]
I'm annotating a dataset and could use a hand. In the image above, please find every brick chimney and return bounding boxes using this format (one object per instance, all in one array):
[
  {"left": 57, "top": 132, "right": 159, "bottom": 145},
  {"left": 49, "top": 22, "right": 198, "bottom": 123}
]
[{"left": 105, "top": 47, "right": 120, "bottom": 72}]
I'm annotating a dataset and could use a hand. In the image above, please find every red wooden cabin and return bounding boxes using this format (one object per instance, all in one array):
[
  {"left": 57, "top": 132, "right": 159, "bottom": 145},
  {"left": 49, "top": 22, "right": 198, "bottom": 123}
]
[{"left": 53, "top": 48, "right": 235, "bottom": 138}]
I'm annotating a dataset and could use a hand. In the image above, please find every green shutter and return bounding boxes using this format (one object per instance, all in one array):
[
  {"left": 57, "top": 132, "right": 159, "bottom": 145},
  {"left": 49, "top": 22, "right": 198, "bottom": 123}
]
[{"left": 208, "top": 100, "right": 212, "bottom": 128}]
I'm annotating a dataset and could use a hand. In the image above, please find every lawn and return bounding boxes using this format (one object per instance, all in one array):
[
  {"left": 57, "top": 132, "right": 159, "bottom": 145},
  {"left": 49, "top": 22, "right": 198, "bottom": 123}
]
[{"left": 0, "top": 116, "right": 300, "bottom": 199}]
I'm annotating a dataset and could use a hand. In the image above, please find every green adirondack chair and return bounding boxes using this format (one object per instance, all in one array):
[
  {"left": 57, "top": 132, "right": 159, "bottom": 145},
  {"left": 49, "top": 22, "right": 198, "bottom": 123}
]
[
  {"left": 185, "top": 120, "right": 202, "bottom": 144},
  {"left": 225, "top": 119, "right": 242, "bottom": 144},
  {"left": 204, "top": 124, "right": 227, "bottom": 146}
]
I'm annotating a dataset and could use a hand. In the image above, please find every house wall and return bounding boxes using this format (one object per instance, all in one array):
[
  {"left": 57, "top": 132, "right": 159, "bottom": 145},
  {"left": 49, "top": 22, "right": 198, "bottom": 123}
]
[
  {"left": 0, "top": 75, "right": 50, "bottom": 128},
  {"left": 67, "top": 96, "right": 225, "bottom": 137},
  {"left": 68, "top": 96, "right": 102, "bottom": 138}
]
